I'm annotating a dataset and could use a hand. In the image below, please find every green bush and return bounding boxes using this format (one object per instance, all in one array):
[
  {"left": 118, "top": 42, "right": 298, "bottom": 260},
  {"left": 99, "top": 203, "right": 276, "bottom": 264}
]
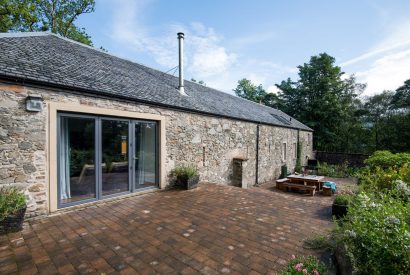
[
  {"left": 170, "top": 165, "right": 198, "bottom": 182},
  {"left": 280, "top": 255, "right": 326, "bottom": 275},
  {"left": 334, "top": 194, "right": 352, "bottom": 206},
  {"left": 357, "top": 164, "right": 410, "bottom": 193},
  {"left": 295, "top": 142, "right": 302, "bottom": 173},
  {"left": 317, "top": 161, "right": 352, "bottom": 178},
  {"left": 335, "top": 192, "right": 410, "bottom": 274},
  {"left": 364, "top": 150, "right": 410, "bottom": 170},
  {"left": 0, "top": 187, "right": 26, "bottom": 220}
]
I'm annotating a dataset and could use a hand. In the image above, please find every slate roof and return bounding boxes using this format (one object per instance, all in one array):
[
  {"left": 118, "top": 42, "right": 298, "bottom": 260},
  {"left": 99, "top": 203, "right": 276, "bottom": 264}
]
[{"left": 0, "top": 32, "right": 312, "bottom": 131}]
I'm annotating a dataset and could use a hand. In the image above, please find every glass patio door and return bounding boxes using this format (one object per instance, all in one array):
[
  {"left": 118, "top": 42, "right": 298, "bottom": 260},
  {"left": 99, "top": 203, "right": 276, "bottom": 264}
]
[
  {"left": 58, "top": 113, "right": 159, "bottom": 208},
  {"left": 134, "top": 121, "right": 158, "bottom": 189},
  {"left": 101, "top": 119, "right": 130, "bottom": 196}
]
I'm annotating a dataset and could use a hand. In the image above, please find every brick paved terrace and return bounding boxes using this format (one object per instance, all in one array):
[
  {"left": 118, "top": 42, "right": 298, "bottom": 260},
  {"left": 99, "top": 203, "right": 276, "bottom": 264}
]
[{"left": 0, "top": 182, "right": 343, "bottom": 274}]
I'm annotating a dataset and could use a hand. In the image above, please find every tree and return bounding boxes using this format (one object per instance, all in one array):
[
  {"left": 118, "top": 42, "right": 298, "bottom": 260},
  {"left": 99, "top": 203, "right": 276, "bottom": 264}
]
[
  {"left": 392, "top": 79, "right": 410, "bottom": 109},
  {"left": 0, "top": 0, "right": 95, "bottom": 46},
  {"left": 234, "top": 78, "right": 282, "bottom": 108},
  {"left": 276, "top": 53, "right": 366, "bottom": 152},
  {"left": 361, "top": 80, "right": 410, "bottom": 153},
  {"left": 362, "top": 91, "right": 394, "bottom": 150},
  {"left": 234, "top": 78, "right": 266, "bottom": 103}
]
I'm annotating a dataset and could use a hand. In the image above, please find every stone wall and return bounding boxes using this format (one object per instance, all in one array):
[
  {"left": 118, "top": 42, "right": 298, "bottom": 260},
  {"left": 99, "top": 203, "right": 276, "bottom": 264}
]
[{"left": 0, "top": 83, "right": 313, "bottom": 217}]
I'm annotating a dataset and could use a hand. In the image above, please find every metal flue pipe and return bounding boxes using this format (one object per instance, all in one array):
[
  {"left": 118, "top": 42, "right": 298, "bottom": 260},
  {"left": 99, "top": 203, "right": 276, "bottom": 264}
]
[{"left": 177, "top": 32, "right": 187, "bottom": 96}]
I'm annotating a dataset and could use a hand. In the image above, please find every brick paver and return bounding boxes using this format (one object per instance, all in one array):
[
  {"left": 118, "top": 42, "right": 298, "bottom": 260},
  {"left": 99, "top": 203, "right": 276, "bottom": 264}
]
[{"left": 0, "top": 183, "right": 337, "bottom": 274}]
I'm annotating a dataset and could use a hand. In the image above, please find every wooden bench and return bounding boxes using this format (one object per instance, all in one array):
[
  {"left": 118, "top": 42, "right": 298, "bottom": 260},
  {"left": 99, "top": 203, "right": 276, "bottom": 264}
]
[
  {"left": 276, "top": 178, "right": 290, "bottom": 191},
  {"left": 281, "top": 182, "right": 317, "bottom": 196}
]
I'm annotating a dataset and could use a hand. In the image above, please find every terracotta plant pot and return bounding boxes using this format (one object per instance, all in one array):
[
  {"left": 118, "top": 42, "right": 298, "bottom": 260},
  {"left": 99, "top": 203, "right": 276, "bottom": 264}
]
[
  {"left": 0, "top": 206, "right": 27, "bottom": 234},
  {"left": 332, "top": 203, "right": 348, "bottom": 219}
]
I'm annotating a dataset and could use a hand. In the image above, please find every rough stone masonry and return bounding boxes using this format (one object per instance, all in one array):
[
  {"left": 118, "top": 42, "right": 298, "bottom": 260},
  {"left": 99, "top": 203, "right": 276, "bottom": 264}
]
[{"left": 0, "top": 83, "right": 313, "bottom": 217}]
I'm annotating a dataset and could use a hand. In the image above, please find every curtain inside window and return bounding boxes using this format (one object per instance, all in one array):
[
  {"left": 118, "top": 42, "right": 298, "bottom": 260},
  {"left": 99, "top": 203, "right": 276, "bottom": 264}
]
[
  {"left": 137, "top": 124, "right": 146, "bottom": 185},
  {"left": 60, "top": 118, "right": 71, "bottom": 200}
]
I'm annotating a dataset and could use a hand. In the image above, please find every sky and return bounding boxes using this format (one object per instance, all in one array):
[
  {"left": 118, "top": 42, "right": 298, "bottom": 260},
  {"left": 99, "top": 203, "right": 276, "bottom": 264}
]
[{"left": 77, "top": 0, "right": 410, "bottom": 97}]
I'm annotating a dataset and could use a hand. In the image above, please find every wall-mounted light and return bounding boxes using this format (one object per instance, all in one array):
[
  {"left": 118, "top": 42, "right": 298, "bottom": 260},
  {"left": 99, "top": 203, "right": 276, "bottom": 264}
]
[{"left": 25, "top": 95, "right": 43, "bottom": 112}]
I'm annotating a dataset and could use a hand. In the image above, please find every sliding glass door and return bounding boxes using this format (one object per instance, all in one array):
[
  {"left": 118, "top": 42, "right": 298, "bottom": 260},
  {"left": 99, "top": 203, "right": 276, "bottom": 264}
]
[
  {"left": 135, "top": 122, "right": 157, "bottom": 189},
  {"left": 58, "top": 113, "right": 158, "bottom": 208},
  {"left": 59, "top": 116, "right": 96, "bottom": 204},
  {"left": 101, "top": 119, "right": 130, "bottom": 196}
]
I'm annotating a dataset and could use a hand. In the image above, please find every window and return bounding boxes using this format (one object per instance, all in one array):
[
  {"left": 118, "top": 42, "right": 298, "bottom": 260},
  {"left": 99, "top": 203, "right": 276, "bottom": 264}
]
[
  {"left": 282, "top": 142, "right": 287, "bottom": 161},
  {"left": 59, "top": 116, "right": 96, "bottom": 204},
  {"left": 101, "top": 119, "right": 130, "bottom": 196},
  {"left": 294, "top": 142, "right": 297, "bottom": 159},
  {"left": 58, "top": 113, "right": 158, "bottom": 208}
]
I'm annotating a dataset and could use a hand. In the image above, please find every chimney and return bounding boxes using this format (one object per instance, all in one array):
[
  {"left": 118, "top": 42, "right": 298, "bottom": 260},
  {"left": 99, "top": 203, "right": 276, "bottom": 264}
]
[{"left": 177, "top": 32, "right": 187, "bottom": 96}]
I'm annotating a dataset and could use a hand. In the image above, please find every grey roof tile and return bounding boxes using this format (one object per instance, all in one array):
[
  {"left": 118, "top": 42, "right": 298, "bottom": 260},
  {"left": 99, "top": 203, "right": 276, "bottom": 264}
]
[{"left": 0, "top": 32, "right": 312, "bottom": 131}]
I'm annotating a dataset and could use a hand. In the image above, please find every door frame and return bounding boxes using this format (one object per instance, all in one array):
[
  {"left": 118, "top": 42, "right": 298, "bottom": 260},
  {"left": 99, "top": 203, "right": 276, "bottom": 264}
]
[{"left": 49, "top": 102, "right": 166, "bottom": 213}]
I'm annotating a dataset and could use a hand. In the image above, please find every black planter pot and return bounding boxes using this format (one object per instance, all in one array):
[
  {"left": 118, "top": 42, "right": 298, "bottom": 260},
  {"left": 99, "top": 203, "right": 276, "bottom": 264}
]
[
  {"left": 187, "top": 175, "right": 200, "bottom": 190},
  {"left": 176, "top": 175, "right": 200, "bottom": 190},
  {"left": 0, "top": 206, "right": 27, "bottom": 234},
  {"left": 332, "top": 203, "right": 348, "bottom": 219}
]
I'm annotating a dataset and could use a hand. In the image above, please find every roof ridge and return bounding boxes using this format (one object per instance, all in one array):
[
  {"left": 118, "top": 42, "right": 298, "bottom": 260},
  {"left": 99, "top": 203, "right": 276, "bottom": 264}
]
[{"left": 0, "top": 31, "right": 50, "bottom": 38}]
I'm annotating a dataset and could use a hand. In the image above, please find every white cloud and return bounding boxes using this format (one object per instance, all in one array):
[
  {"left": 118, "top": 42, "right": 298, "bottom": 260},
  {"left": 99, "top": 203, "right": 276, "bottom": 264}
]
[
  {"left": 341, "top": 20, "right": 410, "bottom": 95},
  {"left": 106, "top": 0, "right": 294, "bottom": 94},
  {"left": 267, "top": 85, "right": 282, "bottom": 94},
  {"left": 109, "top": 1, "right": 236, "bottom": 82},
  {"left": 356, "top": 49, "right": 410, "bottom": 94}
]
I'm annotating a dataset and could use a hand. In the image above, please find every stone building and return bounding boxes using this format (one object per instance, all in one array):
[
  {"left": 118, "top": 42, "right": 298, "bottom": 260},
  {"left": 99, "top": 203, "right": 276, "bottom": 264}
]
[{"left": 0, "top": 32, "right": 313, "bottom": 217}]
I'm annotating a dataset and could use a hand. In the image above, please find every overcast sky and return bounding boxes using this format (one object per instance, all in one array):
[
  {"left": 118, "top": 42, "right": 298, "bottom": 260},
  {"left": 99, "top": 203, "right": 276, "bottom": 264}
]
[{"left": 77, "top": 0, "right": 410, "bottom": 96}]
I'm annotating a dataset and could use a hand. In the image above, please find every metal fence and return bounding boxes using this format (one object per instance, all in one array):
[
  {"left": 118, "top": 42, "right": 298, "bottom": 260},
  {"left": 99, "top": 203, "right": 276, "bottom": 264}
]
[{"left": 315, "top": 151, "right": 369, "bottom": 167}]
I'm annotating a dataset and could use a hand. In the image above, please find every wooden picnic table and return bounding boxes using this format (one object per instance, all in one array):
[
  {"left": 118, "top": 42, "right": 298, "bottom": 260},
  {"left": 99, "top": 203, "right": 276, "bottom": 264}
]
[{"left": 287, "top": 174, "right": 325, "bottom": 191}]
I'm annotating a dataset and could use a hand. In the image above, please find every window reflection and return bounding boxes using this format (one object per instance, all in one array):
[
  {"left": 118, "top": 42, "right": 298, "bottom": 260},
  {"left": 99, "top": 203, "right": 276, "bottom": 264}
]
[
  {"left": 135, "top": 122, "right": 157, "bottom": 188},
  {"left": 60, "top": 117, "right": 96, "bottom": 203},
  {"left": 101, "top": 120, "right": 129, "bottom": 196}
]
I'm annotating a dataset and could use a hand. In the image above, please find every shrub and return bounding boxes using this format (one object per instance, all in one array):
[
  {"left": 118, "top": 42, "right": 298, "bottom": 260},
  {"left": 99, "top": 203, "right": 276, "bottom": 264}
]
[
  {"left": 295, "top": 142, "right": 302, "bottom": 173},
  {"left": 364, "top": 150, "right": 410, "bottom": 170},
  {"left": 280, "top": 255, "right": 326, "bottom": 275},
  {"left": 303, "top": 235, "right": 331, "bottom": 250},
  {"left": 170, "top": 165, "right": 198, "bottom": 182},
  {"left": 317, "top": 161, "right": 351, "bottom": 178},
  {"left": 0, "top": 187, "right": 26, "bottom": 220},
  {"left": 356, "top": 164, "right": 410, "bottom": 193},
  {"left": 334, "top": 194, "right": 352, "bottom": 206},
  {"left": 334, "top": 192, "right": 410, "bottom": 274}
]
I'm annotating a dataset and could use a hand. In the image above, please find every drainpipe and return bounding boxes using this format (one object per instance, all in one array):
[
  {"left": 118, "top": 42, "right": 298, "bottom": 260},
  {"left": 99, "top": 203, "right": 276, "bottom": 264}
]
[
  {"left": 177, "top": 32, "right": 187, "bottom": 96},
  {"left": 255, "top": 124, "right": 260, "bottom": 186}
]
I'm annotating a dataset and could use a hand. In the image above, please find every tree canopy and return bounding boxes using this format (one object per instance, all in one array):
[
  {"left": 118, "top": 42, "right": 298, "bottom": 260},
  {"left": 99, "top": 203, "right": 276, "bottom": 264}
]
[
  {"left": 0, "top": 0, "right": 95, "bottom": 46},
  {"left": 234, "top": 53, "right": 366, "bottom": 152},
  {"left": 233, "top": 78, "right": 282, "bottom": 108},
  {"left": 276, "top": 53, "right": 366, "bottom": 151}
]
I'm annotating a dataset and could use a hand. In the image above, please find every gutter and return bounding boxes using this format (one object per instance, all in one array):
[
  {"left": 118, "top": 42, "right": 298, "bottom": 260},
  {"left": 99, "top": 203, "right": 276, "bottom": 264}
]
[{"left": 0, "top": 74, "right": 313, "bottom": 132}]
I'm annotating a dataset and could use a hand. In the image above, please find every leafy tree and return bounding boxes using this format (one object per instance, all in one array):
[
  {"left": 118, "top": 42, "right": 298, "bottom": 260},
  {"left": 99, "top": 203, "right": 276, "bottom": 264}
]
[
  {"left": 0, "top": 0, "right": 95, "bottom": 46},
  {"left": 392, "top": 79, "right": 410, "bottom": 109},
  {"left": 276, "top": 53, "right": 365, "bottom": 151},
  {"left": 234, "top": 78, "right": 266, "bottom": 103},
  {"left": 234, "top": 78, "right": 282, "bottom": 108},
  {"left": 362, "top": 91, "right": 394, "bottom": 150},
  {"left": 361, "top": 80, "right": 410, "bottom": 153}
]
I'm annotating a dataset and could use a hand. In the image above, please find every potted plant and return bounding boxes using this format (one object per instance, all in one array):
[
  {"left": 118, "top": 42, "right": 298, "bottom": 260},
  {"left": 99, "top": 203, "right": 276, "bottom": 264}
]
[
  {"left": 0, "top": 187, "right": 27, "bottom": 234},
  {"left": 170, "top": 165, "right": 200, "bottom": 190},
  {"left": 332, "top": 194, "right": 351, "bottom": 219}
]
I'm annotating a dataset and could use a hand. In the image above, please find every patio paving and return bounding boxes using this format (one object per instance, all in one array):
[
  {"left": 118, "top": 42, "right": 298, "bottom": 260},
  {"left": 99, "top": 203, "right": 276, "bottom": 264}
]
[{"left": 0, "top": 182, "right": 338, "bottom": 274}]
